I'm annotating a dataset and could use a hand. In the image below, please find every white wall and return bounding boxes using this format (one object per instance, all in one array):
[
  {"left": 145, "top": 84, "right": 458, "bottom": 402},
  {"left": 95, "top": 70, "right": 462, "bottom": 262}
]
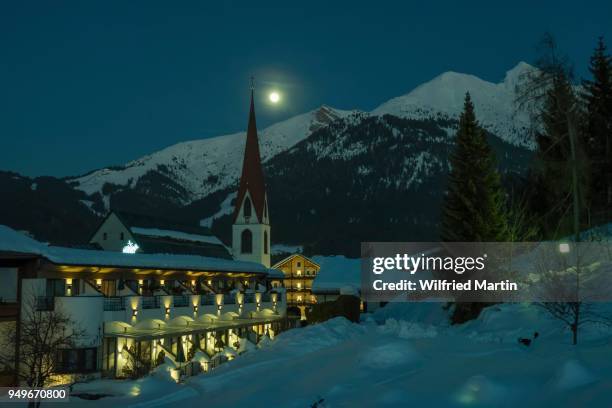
[
  {"left": 90, "top": 213, "right": 135, "bottom": 252},
  {"left": 232, "top": 190, "right": 271, "bottom": 267}
]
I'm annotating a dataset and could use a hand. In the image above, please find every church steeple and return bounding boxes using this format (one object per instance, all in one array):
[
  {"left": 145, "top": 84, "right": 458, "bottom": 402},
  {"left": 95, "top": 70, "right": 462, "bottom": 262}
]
[
  {"left": 232, "top": 80, "right": 271, "bottom": 267},
  {"left": 233, "top": 83, "right": 267, "bottom": 224}
]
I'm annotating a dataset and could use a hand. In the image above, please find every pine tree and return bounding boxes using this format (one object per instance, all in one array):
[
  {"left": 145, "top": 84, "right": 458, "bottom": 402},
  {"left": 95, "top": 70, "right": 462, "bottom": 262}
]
[
  {"left": 532, "top": 71, "right": 588, "bottom": 238},
  {"left": 582, "top": 36, "right": 612, "bottom": 222},
  {"left": 441, "top": 92, "right": 508, "bottom": 242}
]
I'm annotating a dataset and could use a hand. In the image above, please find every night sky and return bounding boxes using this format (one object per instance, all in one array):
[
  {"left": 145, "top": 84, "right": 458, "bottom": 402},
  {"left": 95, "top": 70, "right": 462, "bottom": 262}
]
[{"left": 1, "top": 1, "right": 611, "bottom": 177}]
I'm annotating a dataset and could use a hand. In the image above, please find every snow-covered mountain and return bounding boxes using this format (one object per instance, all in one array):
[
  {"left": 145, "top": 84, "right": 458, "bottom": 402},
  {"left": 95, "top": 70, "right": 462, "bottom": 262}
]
[
  {"left": 69, "top": 62, "right": 536, "bottom": 208},
  {"left": 372, "top": 62, "right": 535, "bottom": 148},
  {"left": 0, "top": 62, "right": 537, "bottom": 252},
  {"left": 70, "top": 105, "right": 356, "bottom": 204}
]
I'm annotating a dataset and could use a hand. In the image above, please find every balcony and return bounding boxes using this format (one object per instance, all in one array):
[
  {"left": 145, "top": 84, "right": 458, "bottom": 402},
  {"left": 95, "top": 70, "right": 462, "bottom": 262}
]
[
  {"left": 201, "top": 294, "right": 216, "bottom": 306},
  {"left": 141, "top": 296, "right": 161, "bottom": 309},
  {"left": 243, "top": 293, "right": 255, "bottom": 304},
  {"left": 288, "top": 273, "right": 316, "bottom": 279},
  {"left": 286, "top": 286, "right": 312, "bottom": 292},
  {"left": 289, "top": 299, "right": 316, "bottom": 305},
  {"left": 103, "top": 297, "right": 125, "bottom": 311},
  {"left": 173, "top": 295, "right": 190, "bottom": 308},
  {"left": 223, "top": 294, "right": 236, "bottom": 304}
]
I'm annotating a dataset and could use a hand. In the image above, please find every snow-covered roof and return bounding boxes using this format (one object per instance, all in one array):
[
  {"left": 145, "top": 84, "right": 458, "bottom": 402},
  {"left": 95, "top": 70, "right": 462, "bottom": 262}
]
[
  {"left": 271, "top": 253, "right": 320, "bottom": 269},
  {"left": 311, "top": 255, "right": 361, "bottom": 294},
  {"left": 266, "top": 268, "right": 285, "bottom": 279},
  {"left": 0, "top": 225, "right": 271, "bottom": 275},
  {"left": 131, "top": 227, "right": 224, "bottom": 246}
]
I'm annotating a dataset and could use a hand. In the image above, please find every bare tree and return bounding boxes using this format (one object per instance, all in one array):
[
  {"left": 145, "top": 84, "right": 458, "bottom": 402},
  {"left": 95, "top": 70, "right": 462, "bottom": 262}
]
[
  {"left": 512, "top": 34, "right": 603, "bottom": 345},
  {"left": 0, "top": 291, "right": 84, "bottom": 406},
  {"left": 533, "top": 243, "right": 611, "bottom": 345}
]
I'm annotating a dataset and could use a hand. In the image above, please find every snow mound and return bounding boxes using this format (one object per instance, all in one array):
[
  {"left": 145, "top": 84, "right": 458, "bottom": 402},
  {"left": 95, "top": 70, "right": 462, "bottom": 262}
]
[
  {"left": 268, "top": 317, "right": 365, "bottom": 355},
  {"left": 554, "top": 359, "right": 597, "bottom": 390},
  {"left": 359, "top": 342, "right": 420, "bottom": 370},
  {"left": 372, "top": 302, "right": 450, "bottom": 326},
  {"left": 378, "top": 318, "right": 438, "bottom": 339},
  {"left": 257, "top": 335, "right": 273, "bottom": 349},
  {"left": 151, "top": 362, "right": 178, "bottom": 382},
  {"left": 454, "top": 375, "right": 508, "bottom": 406}
]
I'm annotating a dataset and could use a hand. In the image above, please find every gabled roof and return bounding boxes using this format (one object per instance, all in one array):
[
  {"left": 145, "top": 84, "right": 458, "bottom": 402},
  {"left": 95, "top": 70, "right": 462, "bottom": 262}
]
[
  {"left": 90, "top": 210, "right": 231, "bottom": 258},
  {"left": 271, "top": 253, "right": 320, "bottom": 270},
  {"left": 132, "top": 234, "right": 232, "bottom": 259},
  {"left": 112, "top": 210, "right": 215, "bottom": 237},
  {"left": 233, "top": 90, "right": 267, "bottom": 223}
]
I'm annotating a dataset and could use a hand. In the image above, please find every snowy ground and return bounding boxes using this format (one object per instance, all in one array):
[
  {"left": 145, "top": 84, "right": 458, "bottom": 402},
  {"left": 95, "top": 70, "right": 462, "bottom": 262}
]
[{"left": 46, "top": 302, "right": 612, "bottom": 408}]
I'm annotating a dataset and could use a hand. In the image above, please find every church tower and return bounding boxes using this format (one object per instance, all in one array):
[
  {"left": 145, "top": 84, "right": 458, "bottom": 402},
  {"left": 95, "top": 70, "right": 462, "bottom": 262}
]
[{"left": 232, "top": 83, "right": 271, "bottom": 267}]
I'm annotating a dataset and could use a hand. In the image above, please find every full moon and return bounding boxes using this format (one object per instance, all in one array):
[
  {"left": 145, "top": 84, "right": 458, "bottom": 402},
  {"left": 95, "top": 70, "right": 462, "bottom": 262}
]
[{"left": 269, "top": 91, "right": 280, "bottom": 103}]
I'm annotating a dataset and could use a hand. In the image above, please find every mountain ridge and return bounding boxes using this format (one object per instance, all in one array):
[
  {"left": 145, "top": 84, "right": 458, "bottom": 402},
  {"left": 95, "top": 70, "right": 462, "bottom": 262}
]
[{"left": 68, "top": 62, "right": 536, "bottom": 208}]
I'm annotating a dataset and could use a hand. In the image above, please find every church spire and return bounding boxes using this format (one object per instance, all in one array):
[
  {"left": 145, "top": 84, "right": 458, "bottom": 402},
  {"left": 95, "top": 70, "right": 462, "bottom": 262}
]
[{"left": 233, "top": 79, "right": 268, "bottom": 224}]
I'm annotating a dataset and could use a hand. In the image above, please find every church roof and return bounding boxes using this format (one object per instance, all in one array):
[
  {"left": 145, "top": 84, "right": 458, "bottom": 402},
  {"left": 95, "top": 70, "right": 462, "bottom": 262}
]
[
  {"left": 233, "top": 89, "right": 267, "bottom": 223},
  {"left": 90, "top": 210, "right": 231, "bottom": 258}
]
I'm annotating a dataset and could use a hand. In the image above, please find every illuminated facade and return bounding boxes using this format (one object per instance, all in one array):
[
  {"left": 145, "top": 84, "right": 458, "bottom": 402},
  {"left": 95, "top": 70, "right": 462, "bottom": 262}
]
[
  {"left": 272, "top": 254, "right": 320, "bottom": 319},
  {"left": 0, "top": 87, "right": 290, "bottom": 385},
  {"left": 0, "top": 228, "right": 287, "bottom": 384}
]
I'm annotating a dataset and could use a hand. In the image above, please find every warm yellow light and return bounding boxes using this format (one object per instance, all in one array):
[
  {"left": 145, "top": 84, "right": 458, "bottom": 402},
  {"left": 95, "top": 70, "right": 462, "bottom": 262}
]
[
  {"left": 95, "top": 279, "right": 102, "bottom": 286},
  {"left": 65, "top": 278, "right": 73, "bottom": 285},
  {"left": 160, "top": 279, "right": 165, "bottom": 285},
  {"left": 269, "top": 91, "right": 280, "bottom": 103},
  {"left": 138, "top": 279, "right": 144, "bottom": 285}
]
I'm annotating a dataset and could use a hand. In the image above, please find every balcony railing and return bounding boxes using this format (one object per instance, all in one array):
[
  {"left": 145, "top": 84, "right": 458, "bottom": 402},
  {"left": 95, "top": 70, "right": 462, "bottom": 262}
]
[
  {"left": 103, "top": 297, "right": 125, "bottom": 311},
  {"left": 201, "top": 294, "right": 216, "bottom": 306},
  {"left": 286, "top": 286, "right": 312, "bottom": 291},
  {"left": 243, "top": 293, "right": 255, "bottom": 304},
  {"left": 287, "top": 273, "right": 316, "bottom": 279},
  {"left": 223, "top": 294, "right": 236, "bottom": 304},
  {"left": 173, "top": 295, "right": 190, "bottom": 308},
  {"left": 141, "top": 296, "right": 161, "bottom": 309},
  {"left": 36, "top": 296, "right": 54, "bottom": 311},
  {"left": 261, "top": 293, "right": 271, "bottom": 302}
]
